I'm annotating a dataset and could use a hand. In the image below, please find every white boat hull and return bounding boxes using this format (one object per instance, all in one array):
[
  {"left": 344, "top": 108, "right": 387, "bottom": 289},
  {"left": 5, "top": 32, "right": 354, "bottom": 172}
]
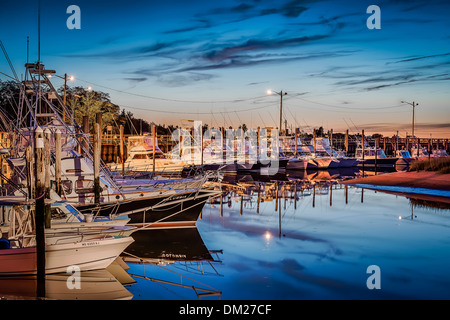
[{"left": 0, "top": 236, "right": 134, "bottom": 275}]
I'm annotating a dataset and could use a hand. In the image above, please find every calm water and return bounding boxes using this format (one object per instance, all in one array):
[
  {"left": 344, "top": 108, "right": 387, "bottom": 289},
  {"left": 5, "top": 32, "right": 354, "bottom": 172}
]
[
  {"left": 1, "top": 170, "right": 449, "bottom": 300},
  {"left": 126, "top": 170, "right": 450, "bottom": 300}
]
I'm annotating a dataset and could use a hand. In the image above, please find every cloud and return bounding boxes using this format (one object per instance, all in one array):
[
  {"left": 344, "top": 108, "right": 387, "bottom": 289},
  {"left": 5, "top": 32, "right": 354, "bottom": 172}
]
[
  {"left": 202, "top": 34, "right": 330, "bottom": 62},
  {"left": 123, "top": 77, "right": 147, "bottom": 83},
  {"left": 65, "top": 40, "right": 182, "bottom": 60},
  {"left": 391, "top": 52, "right": 450, "bottom": 64}
]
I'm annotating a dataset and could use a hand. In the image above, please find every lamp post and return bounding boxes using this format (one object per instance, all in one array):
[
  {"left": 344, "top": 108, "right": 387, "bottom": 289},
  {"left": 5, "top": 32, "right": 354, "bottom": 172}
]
[
  {"left": 401, "top": 101, "right": 418, "bottom": 138},
  {"left": 267, "top": 89, "right": 287, "bottom": 134}
]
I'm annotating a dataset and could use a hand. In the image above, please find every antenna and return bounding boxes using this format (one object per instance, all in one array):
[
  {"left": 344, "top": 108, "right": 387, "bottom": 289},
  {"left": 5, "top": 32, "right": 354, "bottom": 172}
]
[
  {"left": 38, "top": 0, "right": 41, "bottom": 63},
  {"left": 27, "top": 36, "right": 29, "bottom": 63}
]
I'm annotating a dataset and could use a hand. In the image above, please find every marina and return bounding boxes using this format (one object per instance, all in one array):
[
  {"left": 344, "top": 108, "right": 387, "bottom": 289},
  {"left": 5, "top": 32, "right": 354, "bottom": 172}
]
[
  {"left": 0, "top": 55, "right": 448, "bottom": 301},
  {"left": 0, "top": 0, "right": 449, "bottom": 304}
]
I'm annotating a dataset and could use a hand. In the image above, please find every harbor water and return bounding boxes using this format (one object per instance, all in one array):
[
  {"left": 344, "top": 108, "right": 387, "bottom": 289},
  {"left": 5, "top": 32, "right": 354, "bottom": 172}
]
[
  {"left": 125, "top": 170, "right": 450, "bottom": 300},
  {"left": 1, "top": 169, "right": 449, "bottom": 300}
]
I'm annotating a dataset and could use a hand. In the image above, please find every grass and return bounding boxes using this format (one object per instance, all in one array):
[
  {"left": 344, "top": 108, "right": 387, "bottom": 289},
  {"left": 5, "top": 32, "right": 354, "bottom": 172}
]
[{"left": 409, "top": 157, "right": 450, "bottom": 174}]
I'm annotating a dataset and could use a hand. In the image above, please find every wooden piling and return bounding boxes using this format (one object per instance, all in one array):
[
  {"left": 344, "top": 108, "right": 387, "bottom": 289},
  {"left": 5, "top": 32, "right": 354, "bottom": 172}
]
[
  {"left": 345, "top": 184, "right": 348, "bottom": 204},
  {"left": 312, "top": 184, "right": 316, "bottom": 208},
  {"left": 345, "top": 129, "right": 349, "bottom": 153},
  {"left": 120, "top": 125, "right": 124, "bottom": 175},
  {"left": 256, "top": 184, "right": 260, "bottom": 214},
  {"left": 55, "top": 129, "right": 62, "bottom": 196},
  {"left": 330, "top": 129, "right": 333, "bottom": 151},
  {"left": 275, "top": 183, "right": 278, "bottom": 212},
  {"left": 374, "top": 137, "right": 378, "bottom": 175},
  {"left": 26, "top": 145, "right": 34, "bottom": 199},
  {"left": 34, "top": 127, "right": 46, "bottom": 295},
  {"left": 93, "top": 123, "right": 101, "bottom": 203},
  {"left": 152, "top": 125, "right": 156, "bottom": 176},
  {"left": 43, "top": 128, "right": 51, "bottom": 228},
  {"left": 329, "top": 183, "right": 332, "bottom": 207},
  {"left": 294, "top": 128, "right": 298, "bottom": 157},
  {"left": 313, "top": 129, "right": 316, "bottom": 153},
  {"left": 82, "top": 115, "right": 89, "bottom": 156},
  {"left": 240, "top": 194, "right": 243, "bottom": 216},
  {"left": 361, "top": 130, "right": 365, "bottom": 175},
  {"left": 220, "top": 192, "right": 223, "bottom": 217}
]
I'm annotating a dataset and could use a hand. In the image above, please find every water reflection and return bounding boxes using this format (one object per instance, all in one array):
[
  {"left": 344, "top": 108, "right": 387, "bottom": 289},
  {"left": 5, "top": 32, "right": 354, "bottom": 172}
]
[
  {"left": 196, "top": 169, "right": 450, "bottom": 299},
  {"left": 0, "top": 268, "right": 133, "bottom": 300},
  {"left": 122, "top": 228, "right": 223, "bottom": 300},
  {"left": 1, "top": 168, "right": 449, "bottom": 299}
]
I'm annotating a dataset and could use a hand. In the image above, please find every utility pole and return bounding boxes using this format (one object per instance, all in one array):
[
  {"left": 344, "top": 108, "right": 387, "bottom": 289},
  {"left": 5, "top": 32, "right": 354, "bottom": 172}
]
[
  {"left": 401, "top": 101, "right": 418, "bottom": 138},
  {"left": 267, "top": 90, "right": 287, "bottom": 135}
]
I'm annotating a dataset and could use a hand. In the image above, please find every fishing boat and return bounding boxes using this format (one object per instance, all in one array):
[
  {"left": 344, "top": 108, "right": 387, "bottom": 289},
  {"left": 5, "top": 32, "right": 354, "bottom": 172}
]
[
  {"left": 0, "top": 235, "right": 134, "bottom": 275},
  {"left": 108, "top": 134, "right": 187, "bottom": 175},
  {"left": 355, "top": 143, "right": 398, "bottom": 168},
  {"left": 0, "top": 199, "right": 134, "bottom": 276}
]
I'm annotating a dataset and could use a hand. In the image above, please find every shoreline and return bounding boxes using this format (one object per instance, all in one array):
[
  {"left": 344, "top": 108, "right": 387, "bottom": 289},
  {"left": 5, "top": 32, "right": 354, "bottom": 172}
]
[
  {"left": 342, "top": 171, "right": 450, "bottom": 204},
  {"left": 342, "top": 171, "right": 450, "bottom": 191}
]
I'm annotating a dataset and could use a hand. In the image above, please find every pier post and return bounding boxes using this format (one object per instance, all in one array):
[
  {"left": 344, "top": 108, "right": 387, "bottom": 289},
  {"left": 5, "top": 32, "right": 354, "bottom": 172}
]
[
  {"left": 55, "top": 129, "right": 62, "bottom": 196},
  {"left": 240, "top": 194, "right": 243, "bottom": 216},
  {"left": 329, "top": 182, "right": 332, "bottom": 207},
  {"left": 44, "top": 128, "right": 51, "bottom": 228},
  {"left": 93, "top": 123, "right": 101, "bottom": 203},
  {"left": 330, "top": 129, "right": 333, "bottom": 151},
  {"left": 257, "top": 184, "right": 261, "bottom": 214},
  {"left": 345, "top": 129, "right": 349, "bottom": 153},
  {"left": 428, "top": 138, "right": 431, "bottom": 161},
  {"left": 374, "top": 137, "right": 378, "bottom": 175},
  {"left": 294, "top": 180, "right": 297, "bottom": 210},
  {"left": 417, "top": 138, "right": 420, "bottom": 157},
  {"left": 294, "top": 128, "right": 298, "bottom": 157},
  {"left": 275, "top": 183, "right": 278, "bottom": 212},
  {"left": 396, "top": 131, "right": 399, "bottom": 153},
  {"left": 313, "top": 129, "right": 316, "bottom": 153},
  {"left": 220, "top": 191, "right": 223, "bottom": 217},
  {"left": 26, "top": 145, "right": 34, "bottom": 199},
  {"left": 362, "top": 130, "right": 365, "bottom": 175},
  {"left": 312, "top": 184, "right": 316, "bottom": 208},
  {"left": 152, "top": 125, "right": 156, "bottom": 176},
  {"left": 120, "top": 125, "right": 124, "bottom": 175},
  {"left": 34, "top": 127, "right": 46, "bottom": 296},
  {"left": 345, "top": 184, "right": 348, "bottom": 204},
  {"left": 82, "top": 115, "right": 89, "bottom": 156}
]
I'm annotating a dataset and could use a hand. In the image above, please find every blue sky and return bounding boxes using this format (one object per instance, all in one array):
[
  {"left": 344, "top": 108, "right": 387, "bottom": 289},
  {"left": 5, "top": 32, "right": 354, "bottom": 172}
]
[{"left": 1, "top": 0, "right": 449, "bottom": 137}]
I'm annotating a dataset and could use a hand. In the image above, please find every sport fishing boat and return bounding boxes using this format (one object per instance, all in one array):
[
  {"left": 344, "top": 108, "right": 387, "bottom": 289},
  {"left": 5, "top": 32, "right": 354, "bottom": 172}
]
[
  {"left": 108, "top": 134, "right": 187, "bottom": 175},
  {"left": 0, "top": 198, "right": 134, "bottom": 276},
  {"left": 355, "top": 143, "right": 398, "bottom": 168}
]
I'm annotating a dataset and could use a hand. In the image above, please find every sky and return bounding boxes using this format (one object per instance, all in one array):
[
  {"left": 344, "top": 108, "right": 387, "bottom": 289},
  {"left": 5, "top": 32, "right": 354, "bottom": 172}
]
[{"left": 1, "top": 0, "right": 449, "bottom": 138}]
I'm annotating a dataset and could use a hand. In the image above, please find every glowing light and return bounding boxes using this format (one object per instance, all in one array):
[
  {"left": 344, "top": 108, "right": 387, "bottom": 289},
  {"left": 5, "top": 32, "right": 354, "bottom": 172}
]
[
  {"left": 266, "top": 89, "right": 273, "bottom": 95},
  {"left": 398, "top": 216, "right": 402, "bottom": 220},
  {"left": 264, "top": 231, "right": 272, "bottom": 240},
  {"left": 68, "top": 75, "right": 75, "bottom": 81}
]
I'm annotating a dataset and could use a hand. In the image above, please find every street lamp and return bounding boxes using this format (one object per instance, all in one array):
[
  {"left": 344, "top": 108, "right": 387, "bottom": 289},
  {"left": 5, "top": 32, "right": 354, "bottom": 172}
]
[
  {"left": 401, "top": 100, "right": 418, "bottom": 138},
  {"left": 267, "top": 89, "right": 287, "bottom": 133}
]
